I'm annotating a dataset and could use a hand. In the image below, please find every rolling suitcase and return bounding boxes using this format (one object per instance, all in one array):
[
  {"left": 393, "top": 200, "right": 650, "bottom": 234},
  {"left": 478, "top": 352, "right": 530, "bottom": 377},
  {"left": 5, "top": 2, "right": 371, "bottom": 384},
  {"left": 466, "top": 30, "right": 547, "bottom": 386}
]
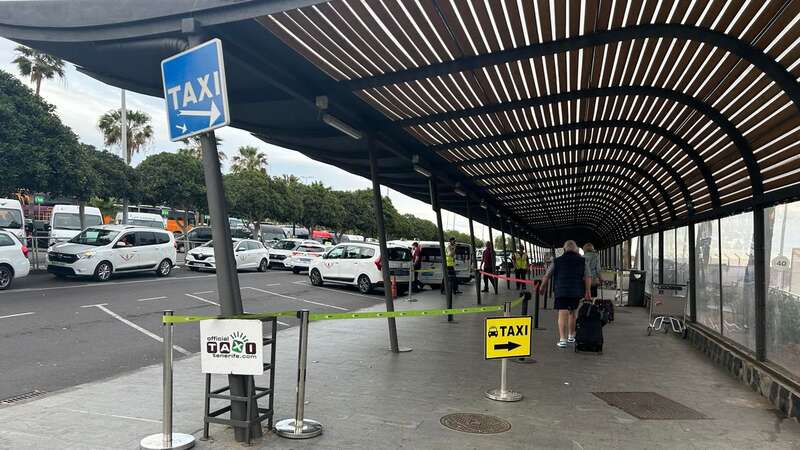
[{"left": 575, "top": 301, "right": 605, "bottom": 353}]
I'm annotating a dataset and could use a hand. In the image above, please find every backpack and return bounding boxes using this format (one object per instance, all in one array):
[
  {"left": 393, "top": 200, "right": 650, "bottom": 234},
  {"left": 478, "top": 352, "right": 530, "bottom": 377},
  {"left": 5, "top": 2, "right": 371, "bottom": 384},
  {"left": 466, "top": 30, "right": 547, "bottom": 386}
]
[{"left": 575, "top": 301, "right": 605, "bottom": 353}]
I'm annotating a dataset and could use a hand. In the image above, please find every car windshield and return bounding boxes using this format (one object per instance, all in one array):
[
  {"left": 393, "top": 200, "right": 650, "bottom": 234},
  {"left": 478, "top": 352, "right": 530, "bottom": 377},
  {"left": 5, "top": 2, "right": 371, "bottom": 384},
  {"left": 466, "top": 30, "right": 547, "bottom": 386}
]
[
  {"left": 129, "top": 219, "right": 164, "bottom": 229},
  {"left": 53, "top": 213, "right": 103, "bottom": 230},
  {"left": 69, "top": 228, "right": 120, "bottom": 246},
  {"left": 0, "top": 208, "right": 22, "bottom": 228},
  {"left": 201, "top": 240, "right": 236, "bottom": 248},
  {"left": 273, "top": 240, "right": 298, "bottom": 250},
  {"left": 388, "top": 247, "right": 412, "bottom": 261}
]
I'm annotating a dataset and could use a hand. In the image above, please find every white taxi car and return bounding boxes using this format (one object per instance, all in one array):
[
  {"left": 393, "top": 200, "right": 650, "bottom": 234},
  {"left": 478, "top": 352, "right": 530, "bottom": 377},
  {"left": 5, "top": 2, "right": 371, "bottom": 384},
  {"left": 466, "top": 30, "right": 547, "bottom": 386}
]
[
  {"left": 47, "top": 225, "right": 176, "bottom": 281},
  {"left": 308, "top": 242, "right": 412, "bottom": 294},
  {"left": 267, "top": 238, "right": 320, "bottom": 269},
  {"left": 283, "top": 242, "right": 326, "bottom": 274},
  {"left": 185, "top": 239, "right": 269, "bottom": 272},
  {"left": 0, "top": 229, "right": 30, "bottom": 290}
]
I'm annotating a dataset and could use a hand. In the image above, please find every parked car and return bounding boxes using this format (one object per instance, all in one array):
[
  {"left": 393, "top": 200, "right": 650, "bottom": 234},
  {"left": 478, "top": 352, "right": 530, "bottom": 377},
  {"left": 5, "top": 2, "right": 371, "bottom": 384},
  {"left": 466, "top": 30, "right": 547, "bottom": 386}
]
[
  {"left": 115, "top": 211, "right": 167, "bottom": 229},
  {"left": 228, "top": 218, "right": 253, "bottom": 239},
  {"left": 185, "top": 238, "right": 269, "bottom": 272},
  {"left": 391, "top": 240, "right": 472, "bottom": 287},
  {"left": 283, "top": 242, "right": 327, "bottom": 274},
  {"left": 0, "top": 229, "right": 30, "bottom": 290},
  {"left": 281, "top": 225, "right": 309, "bottom": 239},
  {"left": 47, "top": 225, "right": 176, "bottom": 281},
  {"left": 259, "top": 224, "right": 288, "bottom": 244},
  {"left": 267, "top": 238, "right": 319, "bottom": 269},
  {"left": 49, "top": 204, "right": 103, "bottom": 247},
  {"left": 308, "top": 242, "right": 412, "bottom": 294},
  {"left": 0, "top": 198, "right": 26, "bottom": 242},
  {"left": 176, "top": 226, "right": 213, "bottom": 252}
]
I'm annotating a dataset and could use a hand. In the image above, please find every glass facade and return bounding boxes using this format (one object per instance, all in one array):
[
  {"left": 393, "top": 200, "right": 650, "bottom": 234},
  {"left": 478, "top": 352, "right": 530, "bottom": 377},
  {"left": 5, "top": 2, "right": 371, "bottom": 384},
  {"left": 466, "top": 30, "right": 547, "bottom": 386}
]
[
  {"left": 765, "top": 202, "right": 800, "bottom": 376},
  {"left": 676, "top": 227, "right": 690, "bottom": 285},
  {"left": 695, "top": 220, "right": 721, "bottom": 333},
  {"left": 720, "top": 214, "right": 755, "bottom": 350},
  {"left": 631, "top": 236, "right": 640, "bottom": 270},
  {"left": 644, "top": 234, "right": 653, "bottom": 294},
  {"left": 663, "top": 229, "right": 676, "bottom": 283},
  {"left": 654, "top": 232, "right": 662, "bottom": 284}
]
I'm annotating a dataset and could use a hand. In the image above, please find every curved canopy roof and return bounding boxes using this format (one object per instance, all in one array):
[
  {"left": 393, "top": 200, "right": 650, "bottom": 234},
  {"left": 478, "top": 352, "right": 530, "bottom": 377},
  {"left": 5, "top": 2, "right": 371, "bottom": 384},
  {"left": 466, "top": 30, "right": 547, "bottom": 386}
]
[{"left": 3, "top": 0, "right": 799, "bottom": 248}]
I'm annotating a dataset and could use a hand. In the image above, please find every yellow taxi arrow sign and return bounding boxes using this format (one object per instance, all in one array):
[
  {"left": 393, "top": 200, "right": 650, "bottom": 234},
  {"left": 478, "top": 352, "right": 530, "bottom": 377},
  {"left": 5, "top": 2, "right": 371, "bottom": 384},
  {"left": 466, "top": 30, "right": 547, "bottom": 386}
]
[{"left": 485, "top": 316, "right": 532, "bottom": 359}]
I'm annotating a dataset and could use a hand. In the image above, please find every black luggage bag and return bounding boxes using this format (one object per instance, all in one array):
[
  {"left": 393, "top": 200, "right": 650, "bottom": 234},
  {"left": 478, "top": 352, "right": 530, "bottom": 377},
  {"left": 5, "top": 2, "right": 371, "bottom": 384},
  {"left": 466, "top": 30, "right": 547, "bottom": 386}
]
[
  {"left": 595, "top": 298, "right": 615, "bottom": 322},
  {"left": 575, "top": 301, "right": 605, "bottom": 353}
]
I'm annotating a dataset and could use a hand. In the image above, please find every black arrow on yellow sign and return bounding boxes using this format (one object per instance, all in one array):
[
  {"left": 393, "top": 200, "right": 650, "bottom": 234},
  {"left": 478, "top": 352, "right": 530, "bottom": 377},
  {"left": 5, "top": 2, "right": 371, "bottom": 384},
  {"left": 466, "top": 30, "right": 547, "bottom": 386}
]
[{"left": 493, "top": 341, "right": 521, "bottom": 351}]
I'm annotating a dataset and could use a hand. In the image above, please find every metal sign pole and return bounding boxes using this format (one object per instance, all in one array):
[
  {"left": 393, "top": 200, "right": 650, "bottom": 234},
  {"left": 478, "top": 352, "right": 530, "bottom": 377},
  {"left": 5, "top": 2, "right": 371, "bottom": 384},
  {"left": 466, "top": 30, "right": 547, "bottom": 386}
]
[
  {"left": 140, "top": 311, "right": 195, "bottom": 450},
  {"left": 513, "top": 293, "right": 537, "bottom": 364},
  {"left": 275, "top": 310, "right": 323, "bottom": 439},
  {"left": 485, "top": 302, "right": 523, "bottom": 401}
]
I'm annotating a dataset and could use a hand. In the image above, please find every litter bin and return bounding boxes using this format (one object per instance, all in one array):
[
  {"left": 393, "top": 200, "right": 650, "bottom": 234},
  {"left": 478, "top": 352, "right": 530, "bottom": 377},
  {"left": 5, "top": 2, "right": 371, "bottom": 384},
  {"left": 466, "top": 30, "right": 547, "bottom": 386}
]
[{"left": 627, "top": 270, "right": 646, "bottom": 307}]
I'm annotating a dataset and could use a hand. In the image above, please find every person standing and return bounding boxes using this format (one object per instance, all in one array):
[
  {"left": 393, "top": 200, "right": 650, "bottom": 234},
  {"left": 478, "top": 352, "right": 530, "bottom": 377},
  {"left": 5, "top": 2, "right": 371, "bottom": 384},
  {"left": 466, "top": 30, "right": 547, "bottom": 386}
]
[
  {"left": 512, "top": 245, "right": 529, "bottom": 290},
  {"left": 539, "top": 240, "right": 591, "bottom": 348},
  {"left": 441, "top": 237, "right": 461, "bottom": 294},
  {"left": 481, "top": 241, "right": 498, "bottom": 294},
  {"left": 583, "top": 243, "right": 601, "bottom": 298},
  {"left": 411, "top": 241, "right": 423, "bottom": 292}
]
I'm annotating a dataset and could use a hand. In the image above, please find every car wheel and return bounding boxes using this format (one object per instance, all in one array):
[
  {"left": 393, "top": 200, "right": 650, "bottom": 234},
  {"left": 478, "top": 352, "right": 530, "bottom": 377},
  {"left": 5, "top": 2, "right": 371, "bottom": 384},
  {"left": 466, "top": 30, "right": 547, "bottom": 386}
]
[
  {"left": 357, "top": 275, "right": 373, "bottom": 294},
  {"left": 292, "top": 267, "right": 300, "bottom": 274},
  {"left": 156, "top": 259, "right": 172, "bottom": 277},
  {"left": 258, "top": 259, "right": 268, "bottom": 272},
  {"left": 310, "top": 269, "right": 323, "bottom": 286},
  {"left": 94, "top": 261, "right": 113, "bottom": 282},
  {"left": 0, "top": 265, "right": 13, "bottom": 290}
]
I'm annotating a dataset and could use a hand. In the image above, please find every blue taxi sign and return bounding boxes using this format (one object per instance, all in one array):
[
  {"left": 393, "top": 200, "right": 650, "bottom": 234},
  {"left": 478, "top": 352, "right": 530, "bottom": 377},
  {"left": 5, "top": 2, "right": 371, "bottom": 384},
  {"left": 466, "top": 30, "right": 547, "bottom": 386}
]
[{"left": 160, "top": 38, "right": 230, "bottom": 141}]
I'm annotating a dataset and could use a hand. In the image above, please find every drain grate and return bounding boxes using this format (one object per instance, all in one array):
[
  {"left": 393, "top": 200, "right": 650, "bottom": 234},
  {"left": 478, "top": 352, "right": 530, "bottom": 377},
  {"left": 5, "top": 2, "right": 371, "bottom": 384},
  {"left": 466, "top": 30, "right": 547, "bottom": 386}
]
[
  {"left": 593, "top": 392, "right": 708, "bottom": 420},
  {"left": 1, "top": 390, "right": 46, "bottom": 406},
  {"left": 440, "top": 413, "right": 511, "bottom": 434}
]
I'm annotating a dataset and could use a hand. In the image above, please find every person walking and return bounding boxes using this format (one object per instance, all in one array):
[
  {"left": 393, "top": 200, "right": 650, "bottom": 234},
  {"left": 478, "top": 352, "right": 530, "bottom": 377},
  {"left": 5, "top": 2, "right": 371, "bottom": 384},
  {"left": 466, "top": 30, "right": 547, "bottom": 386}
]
[
  {"left": 512, "top": 245, "right": 529, "bottom": 290},
  {"left": 481, "top": 240, "right": 498, "bottom": 294},
  {"left": 539, "top": 240, "right": 592, "bottom": 348},
  {"left": 583, "top": 243, "right": 601, "bottom": 299},
  {"left": 411, "top": 241, "right": 423, "bottom": 292},
  {"left": 441, "top": 237, "right": 462, "bottom": 295}
]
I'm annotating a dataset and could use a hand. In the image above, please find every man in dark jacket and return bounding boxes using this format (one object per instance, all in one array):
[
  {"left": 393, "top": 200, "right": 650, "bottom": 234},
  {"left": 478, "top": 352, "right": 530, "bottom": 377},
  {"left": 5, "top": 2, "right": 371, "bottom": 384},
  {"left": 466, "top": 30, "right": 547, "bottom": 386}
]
[
  {"left": 539, "top": 240, "right": 592, "bottom": 348},
  {"left": 481, "top": 241, "right": 497, "bottom": 294}
]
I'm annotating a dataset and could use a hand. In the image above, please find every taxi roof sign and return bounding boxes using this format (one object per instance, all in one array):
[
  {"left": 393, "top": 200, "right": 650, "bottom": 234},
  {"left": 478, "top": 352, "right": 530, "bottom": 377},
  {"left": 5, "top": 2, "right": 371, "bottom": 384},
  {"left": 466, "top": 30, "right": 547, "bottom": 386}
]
[{"left": 485, "top": 316, "right": 532, "bottom": 360}]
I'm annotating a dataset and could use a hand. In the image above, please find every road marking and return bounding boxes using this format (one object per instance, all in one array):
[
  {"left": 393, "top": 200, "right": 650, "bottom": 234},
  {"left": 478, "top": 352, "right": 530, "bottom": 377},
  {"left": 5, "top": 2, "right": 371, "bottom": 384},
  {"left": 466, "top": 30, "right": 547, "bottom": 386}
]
[
  {"left": 265, "top": 283, "right": 281, "bottom": 287},
  {"left": 82, "top": 304, "right": 191, "bottom": 356},
  {"left": 0, "top": 311, "right": 35, "bottom": 320},
  {"left": 277, "top": 321, "right": 290, "bottom": 326},
  {"left": 193, "top": 290, "right": 215, "bottom": 295},
  {"left": 136, "top": 296, "right": 167, "bottom": 302},
  {"left": 243, "top": 286, "right": 347, "bottom": 310},
  {"left": 185, "top": 293, "right": 220, "bottom": 306},
  {"left": 58, "top": 407, "right": 161, "bottom": 424},
  {"left": 292, "top": 280, "right": 379, "bottom": 301}
]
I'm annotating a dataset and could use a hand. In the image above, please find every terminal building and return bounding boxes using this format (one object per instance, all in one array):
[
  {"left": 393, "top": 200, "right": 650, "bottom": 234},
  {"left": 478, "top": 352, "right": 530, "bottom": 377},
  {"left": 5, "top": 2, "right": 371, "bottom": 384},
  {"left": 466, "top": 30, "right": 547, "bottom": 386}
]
[{"left": 3, "top": 0, "right": 800, "bottom": 447}]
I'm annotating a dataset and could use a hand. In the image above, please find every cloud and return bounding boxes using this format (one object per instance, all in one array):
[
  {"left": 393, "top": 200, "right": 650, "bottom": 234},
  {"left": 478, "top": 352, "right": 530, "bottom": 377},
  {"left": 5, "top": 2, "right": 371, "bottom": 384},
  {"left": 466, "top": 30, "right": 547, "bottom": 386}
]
[{"left": 0, "top": 38, "right": 502, "bottom": 239}]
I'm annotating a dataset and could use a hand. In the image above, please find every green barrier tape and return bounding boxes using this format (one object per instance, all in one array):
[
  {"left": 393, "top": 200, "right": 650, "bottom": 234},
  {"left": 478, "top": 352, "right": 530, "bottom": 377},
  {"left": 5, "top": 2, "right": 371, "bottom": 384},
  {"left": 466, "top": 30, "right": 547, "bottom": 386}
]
[
  {"left": 164, "top": 310, "right": 296, "bottom": 324},
  {"left": 309, "top": 304, "right": 504, "bottom": 321}
]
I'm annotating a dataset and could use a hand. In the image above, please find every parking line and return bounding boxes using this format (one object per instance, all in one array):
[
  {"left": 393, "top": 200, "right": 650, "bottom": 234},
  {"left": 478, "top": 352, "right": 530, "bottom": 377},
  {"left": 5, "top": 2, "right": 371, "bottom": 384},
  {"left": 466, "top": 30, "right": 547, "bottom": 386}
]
[
  {"left": 265, "top": 283, "right": 281, "bottom": 287},
  {"left": 0, "top": 274, "right": 217, "bottom": 294},
  {"left": 81, "top": 304, "right": 191, "bottom": 356},
  {"left": 136, "top": 296, "right": 167, "bottom": 302},
  {"left": 243, "top": 286, "right": 347, "bottom": 310},
  {"left": 0, "top": 311, "right": 35, "bottom": 320},
  {"left": 185, "top": 293, "right": 220, "bottom": 307},
  {"left": 193, "top": 290, "right": 215, "bottom": 295},
  {"left": 291, "top": 280, "right": 379, "bottom": 301}
]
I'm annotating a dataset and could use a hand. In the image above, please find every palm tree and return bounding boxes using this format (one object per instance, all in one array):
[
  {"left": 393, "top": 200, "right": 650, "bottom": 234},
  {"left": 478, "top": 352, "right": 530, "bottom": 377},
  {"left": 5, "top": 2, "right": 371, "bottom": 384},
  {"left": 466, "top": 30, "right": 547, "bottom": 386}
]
[
  {"left": 97, "top": 109, "right": 154, "bottom": 163},
  {"left": 12, "top": 45, "right": 66, "bottom": 96},
  {"left": 231, "top": 146, "right": 268, "bottom": 174},
  {"left": 179, "top": 135, "right": 226, "bottom": 162}
]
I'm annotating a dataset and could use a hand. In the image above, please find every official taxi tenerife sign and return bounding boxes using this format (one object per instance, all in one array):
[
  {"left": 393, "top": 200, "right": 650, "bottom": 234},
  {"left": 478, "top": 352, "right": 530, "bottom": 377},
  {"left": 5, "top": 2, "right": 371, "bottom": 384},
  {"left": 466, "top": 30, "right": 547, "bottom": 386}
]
[
  {"left": 485, "top": 316, "right": 532, "bottom": 359},
  {"left": 161, "top": 38, "right": 230, "bottom": 142}
]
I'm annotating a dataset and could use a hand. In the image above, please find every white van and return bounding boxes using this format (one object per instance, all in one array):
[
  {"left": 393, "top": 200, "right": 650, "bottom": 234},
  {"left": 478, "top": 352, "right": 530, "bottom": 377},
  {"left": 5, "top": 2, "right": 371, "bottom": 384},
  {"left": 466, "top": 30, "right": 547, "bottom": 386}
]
[
  {"left": 114, "top": 211, "right": 167, "bottom": 229},
  {"left": 392, "top": 240, "right": 473, "bottom": 288},
  {"left": 0, "top": 198, "right": 25, "bottom": 241},
  {"left": 308, "top": 242, "right": 412, "bottom": 294},
  {"left": 49, "top": 205, "right": 103, "bottom": 247}
]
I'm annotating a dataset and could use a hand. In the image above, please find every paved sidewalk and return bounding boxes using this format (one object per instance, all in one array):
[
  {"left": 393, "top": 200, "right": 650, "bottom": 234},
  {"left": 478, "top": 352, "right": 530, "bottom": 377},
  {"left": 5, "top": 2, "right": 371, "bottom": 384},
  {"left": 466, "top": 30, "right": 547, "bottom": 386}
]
[{"left": 0, "top": 282, "right": 798, "bottom": 449}]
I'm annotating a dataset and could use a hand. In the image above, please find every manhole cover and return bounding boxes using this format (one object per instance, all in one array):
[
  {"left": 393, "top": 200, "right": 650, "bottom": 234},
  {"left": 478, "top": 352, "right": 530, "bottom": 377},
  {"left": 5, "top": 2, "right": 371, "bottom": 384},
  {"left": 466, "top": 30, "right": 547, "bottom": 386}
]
[
  {"left": 440, "top": 413, "right": 511, "bottom": 434},
  {"left": 593, "top": 392, "right": 708, "bottom": 420}
]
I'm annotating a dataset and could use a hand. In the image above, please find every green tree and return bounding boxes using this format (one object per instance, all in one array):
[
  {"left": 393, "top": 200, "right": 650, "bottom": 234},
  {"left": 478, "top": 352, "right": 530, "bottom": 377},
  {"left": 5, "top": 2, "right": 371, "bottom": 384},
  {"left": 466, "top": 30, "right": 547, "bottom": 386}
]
[
  {"left": 178, "top": 135, "right": 226, "bottom": 162},
  {"left": 12, "top": 45, "right": 65, "bottom": 96},
  {"left": 137, "top": 152, "right": 205, "bottom": 233},
  {"left": 297, "top": 182, "right": 342, "bottom": 232},
  {"left": 0, "top": 70, "right": 84, "bottom": 197},
  {"left": 272, "top": 175, "right": 304, "bottom": 232},
  {"left": 231, "top": 145, "right": 268, "bottom": 174},
  {"left": 224, "top": 170, "right": 277, "bottom": 236},
  {"left": 97, "top": 109, "right": 154, "bottom": 163}
]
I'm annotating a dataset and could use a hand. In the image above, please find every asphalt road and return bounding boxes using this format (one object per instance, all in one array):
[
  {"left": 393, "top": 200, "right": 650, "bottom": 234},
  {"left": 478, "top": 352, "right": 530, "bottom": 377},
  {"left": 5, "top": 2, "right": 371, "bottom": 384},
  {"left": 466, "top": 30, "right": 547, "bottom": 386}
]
[{"left": 0, "top": 266, "right": 392, "bottom": 400}]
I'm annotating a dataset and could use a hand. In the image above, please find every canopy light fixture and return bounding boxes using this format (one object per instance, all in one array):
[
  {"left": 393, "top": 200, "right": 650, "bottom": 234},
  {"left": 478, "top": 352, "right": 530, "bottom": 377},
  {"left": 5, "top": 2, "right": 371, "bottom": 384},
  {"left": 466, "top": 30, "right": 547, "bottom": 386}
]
[
  {"left": 480, "top": 200, "right": 488, "bottom": 209},
  {"left": 413, "top": 164, "right": 432, "bottom": 178},
  {"left": 322, "top": 113, "right": 362, "bottom": 140},
  {"left": 453, "top": 183, "right": 467, "bottom": 197}
]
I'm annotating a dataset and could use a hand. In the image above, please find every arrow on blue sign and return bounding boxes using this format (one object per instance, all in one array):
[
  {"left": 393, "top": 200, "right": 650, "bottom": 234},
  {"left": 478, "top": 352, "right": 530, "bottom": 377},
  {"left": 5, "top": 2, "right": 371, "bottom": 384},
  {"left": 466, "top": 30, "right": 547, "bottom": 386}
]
[{"left": 161, "top": 38, "right": 230, "bottom": 141}]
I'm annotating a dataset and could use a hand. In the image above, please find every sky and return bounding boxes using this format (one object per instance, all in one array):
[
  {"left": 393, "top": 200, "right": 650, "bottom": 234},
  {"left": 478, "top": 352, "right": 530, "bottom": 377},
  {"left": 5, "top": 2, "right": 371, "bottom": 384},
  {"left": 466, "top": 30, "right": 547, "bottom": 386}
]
[{"left": 0, "top": 37, "right": 509, "bottom": 243}]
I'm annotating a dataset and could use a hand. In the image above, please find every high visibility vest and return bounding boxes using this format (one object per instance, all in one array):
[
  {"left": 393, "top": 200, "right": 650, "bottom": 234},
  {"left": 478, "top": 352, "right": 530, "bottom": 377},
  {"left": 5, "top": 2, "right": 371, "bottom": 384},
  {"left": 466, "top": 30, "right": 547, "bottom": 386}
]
[
  {"left": 515, "top": 252, "right": 528, "bottom": 269},
  {"left": 446, "top": 254, "right": 455, "bottom": 267}
]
